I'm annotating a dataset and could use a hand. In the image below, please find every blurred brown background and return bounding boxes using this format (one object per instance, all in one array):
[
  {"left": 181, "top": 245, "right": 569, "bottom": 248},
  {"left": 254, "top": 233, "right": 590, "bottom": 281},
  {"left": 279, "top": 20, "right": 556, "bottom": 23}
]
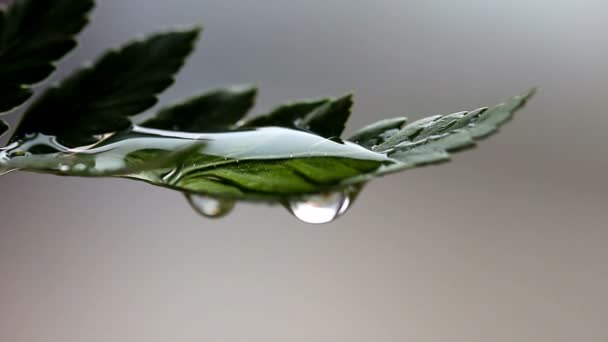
[{"left": 1, "top": 0, "right": 607, "bottom": 341}]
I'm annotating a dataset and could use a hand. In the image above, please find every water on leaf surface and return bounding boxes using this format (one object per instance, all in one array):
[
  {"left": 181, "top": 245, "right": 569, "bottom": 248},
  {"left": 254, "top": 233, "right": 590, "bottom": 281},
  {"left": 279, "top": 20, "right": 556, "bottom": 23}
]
[{"left": 0, "top": 126, "right": 395, "bottom": 223}]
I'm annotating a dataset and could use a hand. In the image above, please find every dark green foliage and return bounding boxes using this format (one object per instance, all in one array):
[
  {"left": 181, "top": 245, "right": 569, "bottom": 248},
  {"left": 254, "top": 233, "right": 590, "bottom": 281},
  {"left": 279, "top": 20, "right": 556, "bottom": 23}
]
[
  {"left": 11, "top": 28, "right": 200, "bottom": 147},
  {"left": 241, "top": 98, "right": 330, "bottom": 129},
  {"left": 299, "top": 94, "right": 353, "bottom": 138},
  {"left": 242, "top": 95, "right": 353, "bottom": 138},
  {"left": 141, "top": 86, "right": 257, "bottom": 132},
  {"left": 0, "top": 0, "right": 93, "bottom": 112}
]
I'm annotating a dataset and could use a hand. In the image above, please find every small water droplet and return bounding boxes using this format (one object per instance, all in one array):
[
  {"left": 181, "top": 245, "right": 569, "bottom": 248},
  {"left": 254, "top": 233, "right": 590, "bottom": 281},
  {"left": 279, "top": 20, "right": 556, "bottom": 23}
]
[
  {"left": 59, "top": 164, "right": 71, "bottom": 172},
  {"left": 185, "top": 193, "right": 235, "bottom": 219}
]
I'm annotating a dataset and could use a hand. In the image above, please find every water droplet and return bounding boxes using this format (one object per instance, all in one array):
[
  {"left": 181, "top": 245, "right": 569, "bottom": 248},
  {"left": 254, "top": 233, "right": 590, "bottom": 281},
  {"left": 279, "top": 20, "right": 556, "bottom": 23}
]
[
  {"left": 286, "top": 184, "right": 366, "bottom": 224},
  {"left": 58, "top": 164, "right": 71, "bottom": 172},
  {"left": 185, "top": 193, "right": 235, "bottom": 218},
  {"left": 286, "top": 191, "right": 347, "bottom": 224}
]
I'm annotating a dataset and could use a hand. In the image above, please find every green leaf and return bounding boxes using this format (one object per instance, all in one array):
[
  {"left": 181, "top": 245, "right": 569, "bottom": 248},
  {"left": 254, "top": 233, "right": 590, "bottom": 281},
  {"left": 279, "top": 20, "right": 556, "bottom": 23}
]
[
  {"left": 11, "top": 28, "right": 201, "bottom": 147},
  {"left": 241, "top": 98, "right": 329, "bottom": 129},
  {"left": 299, "top": 94, "right": 353, "bottom": 138},
  {"left": 0, "top": 119, "right": 8, "bottom": 137},
  {"left": 0, "top": 0, "right": 94, "bottom": 113},
  {"left": 140, "top": 85, "right": 257, "bottom": 132},
  {"left": 240, "top": 94, "right": 353, "bottom": 138},
  {"left": 376, "top": 88, "right": 537, "bottom": 172},
  {"left": 1, "top": 89, "right": 536, "bottom": 202},
  {"left": 170, "top": 157, "right": 385, "bottom": 199},
  {"left": 348, "top": 117, "right": 407, "bottom": 148}
]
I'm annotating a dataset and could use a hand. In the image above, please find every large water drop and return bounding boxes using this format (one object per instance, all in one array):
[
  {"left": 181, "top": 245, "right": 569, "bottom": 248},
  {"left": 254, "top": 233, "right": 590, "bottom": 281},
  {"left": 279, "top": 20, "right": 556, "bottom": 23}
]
[
  {"left": 286, "top": 191, "right": 349, "bottom": 224},
  {"left": 186, "top": 194, "right": 235, "bottom": 218}
]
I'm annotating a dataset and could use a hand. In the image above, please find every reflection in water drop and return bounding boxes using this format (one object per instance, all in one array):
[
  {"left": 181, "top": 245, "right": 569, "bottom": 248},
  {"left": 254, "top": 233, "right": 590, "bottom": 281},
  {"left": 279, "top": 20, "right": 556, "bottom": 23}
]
[
  {"left": 337, "top": 184, "right": 364, "bottom": 217},
  {"left": 337, "top": 195, "right": 350, "bottom": 217},
  {"left": 186, "top": 193, "right": 235, "bottom": 218},
  {"left": 287, "top": 190, "right": 349, "bottom": 224}
]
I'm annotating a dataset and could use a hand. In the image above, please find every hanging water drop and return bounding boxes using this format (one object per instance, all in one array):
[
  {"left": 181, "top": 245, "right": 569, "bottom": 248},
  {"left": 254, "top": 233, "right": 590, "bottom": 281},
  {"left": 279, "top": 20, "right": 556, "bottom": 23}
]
[
  {"left": 185, "top": 193, "right": 235, "bottom": 218},
  {"left": 286, "top": 183, "right": 367, "bottom": 224},
  {"left": 286, "top": 191, "right": 348, "bottom": 224}
]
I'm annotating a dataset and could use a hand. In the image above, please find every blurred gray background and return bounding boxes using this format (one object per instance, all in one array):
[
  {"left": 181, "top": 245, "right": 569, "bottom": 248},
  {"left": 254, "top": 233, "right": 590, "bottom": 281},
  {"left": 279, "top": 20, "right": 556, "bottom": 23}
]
[{"left": 1, "top": 0, "right": 607, "bottom": 341}]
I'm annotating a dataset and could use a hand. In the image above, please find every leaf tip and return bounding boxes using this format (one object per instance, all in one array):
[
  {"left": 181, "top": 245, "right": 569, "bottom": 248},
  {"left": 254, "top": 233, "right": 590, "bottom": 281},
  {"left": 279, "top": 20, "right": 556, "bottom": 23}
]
[
  {"left": 522, "top": 86, "right": 539, "bottom": 101},
  {"left": 177, "top": 25, "right": 204, "bottom": 41}
]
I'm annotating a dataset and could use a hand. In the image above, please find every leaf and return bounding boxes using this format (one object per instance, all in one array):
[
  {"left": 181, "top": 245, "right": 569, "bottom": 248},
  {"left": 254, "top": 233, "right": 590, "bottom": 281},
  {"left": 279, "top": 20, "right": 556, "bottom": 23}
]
[
  {"left": 240, "top": 94, "right": 353, "bottom": 138},
  {"left": 348, "top": 117, "right": 407, "bottom": 148},
  {"left": 0, "top": 119, "right": 8, "bottom": 137},
  {"left": 0, "top": 0, "right": 94, "bottom": 113},
  {"left": 2, "top": 89, "right": 536, "bottom": 202},
  {"left": 118, "top": 141, "right": 385, "bottom": 200},
  {"left": 241, "top": 98, "right": 330, "bottom": 129},
  {"left": 10, "top": 28, "right": 201, "bottom": 147},
  {"left": 375, "top": 88, "right": 536, "bottom": 172},
  {"left": 169, "top": 157, "right": 385, "bottom": 199},
  {"left": 299, "top": 94, "right": 353, "bottom": 138},
  {"left": 140, "top": 85, "right": 257, "bottom": 132}
]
